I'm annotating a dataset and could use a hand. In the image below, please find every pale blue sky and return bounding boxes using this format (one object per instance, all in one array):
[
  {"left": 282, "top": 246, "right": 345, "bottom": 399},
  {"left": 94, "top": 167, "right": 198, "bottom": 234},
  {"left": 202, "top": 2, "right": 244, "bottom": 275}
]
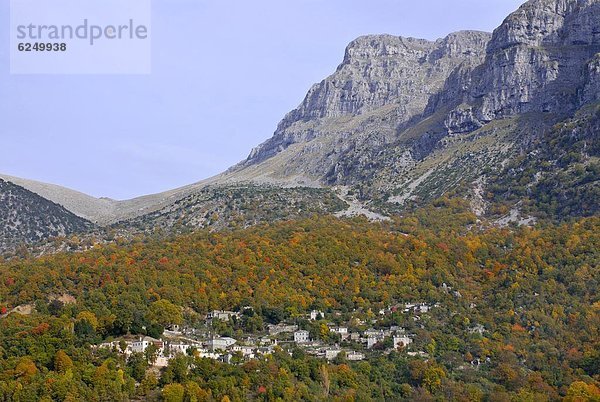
[{"left": 0, "top": 0, "right": 526, "bottom": 199}]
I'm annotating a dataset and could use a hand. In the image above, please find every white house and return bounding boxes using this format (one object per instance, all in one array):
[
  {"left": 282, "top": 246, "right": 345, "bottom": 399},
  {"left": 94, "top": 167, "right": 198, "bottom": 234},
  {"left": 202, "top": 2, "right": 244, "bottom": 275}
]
[
  {"left": 347, "top": 351, "right": 365, "bottom": 361},
  {"left": 258, "top": 345, "right": 276, "bottom": 356},
  {"left": 294, "top": 330, "right": 310, "bottom": 343},
  {"left": 168, "top": 342, "right": 192, "bottom": 356},
  {"left": 131, "top": 337, "right": 164, "bottom": 354},
  {"left": 330, "top": 327, "right": 349, "bottom": 340},
  {"left": 207, "top": 310, "right": 240, "bottom": 322},
  {"left": 364, "top": 328, "right": 384, "bottom": 338},
  {"left": 325, "top": 349, "right": 342, "bottom": 360},
  {"left": 259, "top": 336, "right": 277, "bottom": 346},
  {"left": 208, "top": 337, "right": 236, "bottom": 351},
  {"left": 330, "top": 327, "right": 348, "bottom": 335},
  {"left": 469, "top": 324, "right": 486, "bottom": 335},
  {"left": 417, "top": 304, "right": 431, "bottom": 313},
  {"left": 98, "top": 340, "right": 128, "bottom": 352},
  {"left": 232, "top": 345, "right": 255, "bottom": 359},
  {"left": 197, "top": 351, "right": 221, "bottom": 360},
  {"left": 367, "top": 336, "right": 382, "bottom": 349}
]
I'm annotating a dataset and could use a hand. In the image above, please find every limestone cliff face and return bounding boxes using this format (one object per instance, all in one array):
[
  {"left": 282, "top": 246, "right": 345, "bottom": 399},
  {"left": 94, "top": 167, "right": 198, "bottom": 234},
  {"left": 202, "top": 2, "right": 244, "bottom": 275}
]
[
  {"left": 242, "top": 31, "right": 491, "bottom": 166},
  {"left": 435, "top": 0, "right": 600, "bottom": 132},
  {"left": 283, "top": 32, "right": 490, "bottom": 121},
  {"left": 287, "top": 36, "right": 435, "bottom": 120}
]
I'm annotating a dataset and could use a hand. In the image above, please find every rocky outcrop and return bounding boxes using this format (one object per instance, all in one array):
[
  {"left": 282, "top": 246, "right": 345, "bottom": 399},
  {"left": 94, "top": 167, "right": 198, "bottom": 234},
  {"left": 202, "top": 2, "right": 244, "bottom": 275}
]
[
  {"left": 444, "top": 105, "right": 484, "bottom": 135},
  {"left": 243, "top": 31, "right": 491, "bottom": 166},
  {"left": 582, "top": 53, "right": 600, "bottom": 103}
]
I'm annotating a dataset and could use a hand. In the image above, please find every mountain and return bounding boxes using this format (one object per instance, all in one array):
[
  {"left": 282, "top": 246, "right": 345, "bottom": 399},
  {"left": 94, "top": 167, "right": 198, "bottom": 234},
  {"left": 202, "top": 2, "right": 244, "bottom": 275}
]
[
  {"left": 0, "top": 174, "right": 118, "bottom": 224},
  {"left": 234, "top": 31, "right": 491, "bottom": 184},
  {"left": 228, "top": 0, "right": 599, "bottom": 215},
  {"left": 0, "top": 179, "right": 92, "bottom": 252},
  {"left": 1, "top": 1, "right": 598, "bottom": 399},
  {"left": 2, "top": 212, "right": 598, "bottom": 400},
  {"left": 2, "top": 0, "right": 598, "bottom": 247}
]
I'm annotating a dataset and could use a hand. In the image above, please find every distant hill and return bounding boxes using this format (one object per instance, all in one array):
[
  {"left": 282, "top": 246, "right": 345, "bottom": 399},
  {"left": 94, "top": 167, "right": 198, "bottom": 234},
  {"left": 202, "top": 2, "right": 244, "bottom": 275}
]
[{"left": 0, "top": 179, "right": 92, "bottom": 252}]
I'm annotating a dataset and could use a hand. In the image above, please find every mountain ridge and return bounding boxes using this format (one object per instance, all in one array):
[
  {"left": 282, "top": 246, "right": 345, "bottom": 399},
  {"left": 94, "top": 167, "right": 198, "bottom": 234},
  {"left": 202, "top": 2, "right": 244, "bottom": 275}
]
[{"left": 2, "top": 0, "right": 599, "bottom": 251}]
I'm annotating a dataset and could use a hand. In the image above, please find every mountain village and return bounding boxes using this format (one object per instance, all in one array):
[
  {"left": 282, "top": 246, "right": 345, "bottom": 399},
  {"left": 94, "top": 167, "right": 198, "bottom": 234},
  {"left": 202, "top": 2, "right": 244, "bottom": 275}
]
[{"left": 95, "top": 301, "right": 450, "bottom": 368}]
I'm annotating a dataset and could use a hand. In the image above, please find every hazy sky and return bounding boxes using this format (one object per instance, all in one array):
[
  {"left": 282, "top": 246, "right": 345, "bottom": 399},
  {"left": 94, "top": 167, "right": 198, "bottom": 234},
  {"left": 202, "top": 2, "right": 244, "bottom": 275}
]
[{"left": 0, "top": 0, "right": 526, "bottom": 200}]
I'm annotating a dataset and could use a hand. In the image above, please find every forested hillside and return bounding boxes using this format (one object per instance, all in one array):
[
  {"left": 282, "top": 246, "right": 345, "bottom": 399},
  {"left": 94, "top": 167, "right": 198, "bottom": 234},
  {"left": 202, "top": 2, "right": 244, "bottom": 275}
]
[{"left": 0, "top": 203, "right": 598, "bottom": 401}]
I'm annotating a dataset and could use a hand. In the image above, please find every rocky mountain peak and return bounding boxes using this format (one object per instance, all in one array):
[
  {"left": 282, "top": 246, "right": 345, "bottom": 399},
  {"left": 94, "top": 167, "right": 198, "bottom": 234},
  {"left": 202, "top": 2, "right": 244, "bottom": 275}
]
[
  {"left": 342, "top": 35, "right": 433, "bottom": 65},
  {"left": 243, "top": 30, "right": 491, "bottom": 166},
  {"left": 232, "top": 0, "right": 600, "bottom": 213},
  {"left": 285, "top": 34, "right": 437, "bottom": 123}
]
